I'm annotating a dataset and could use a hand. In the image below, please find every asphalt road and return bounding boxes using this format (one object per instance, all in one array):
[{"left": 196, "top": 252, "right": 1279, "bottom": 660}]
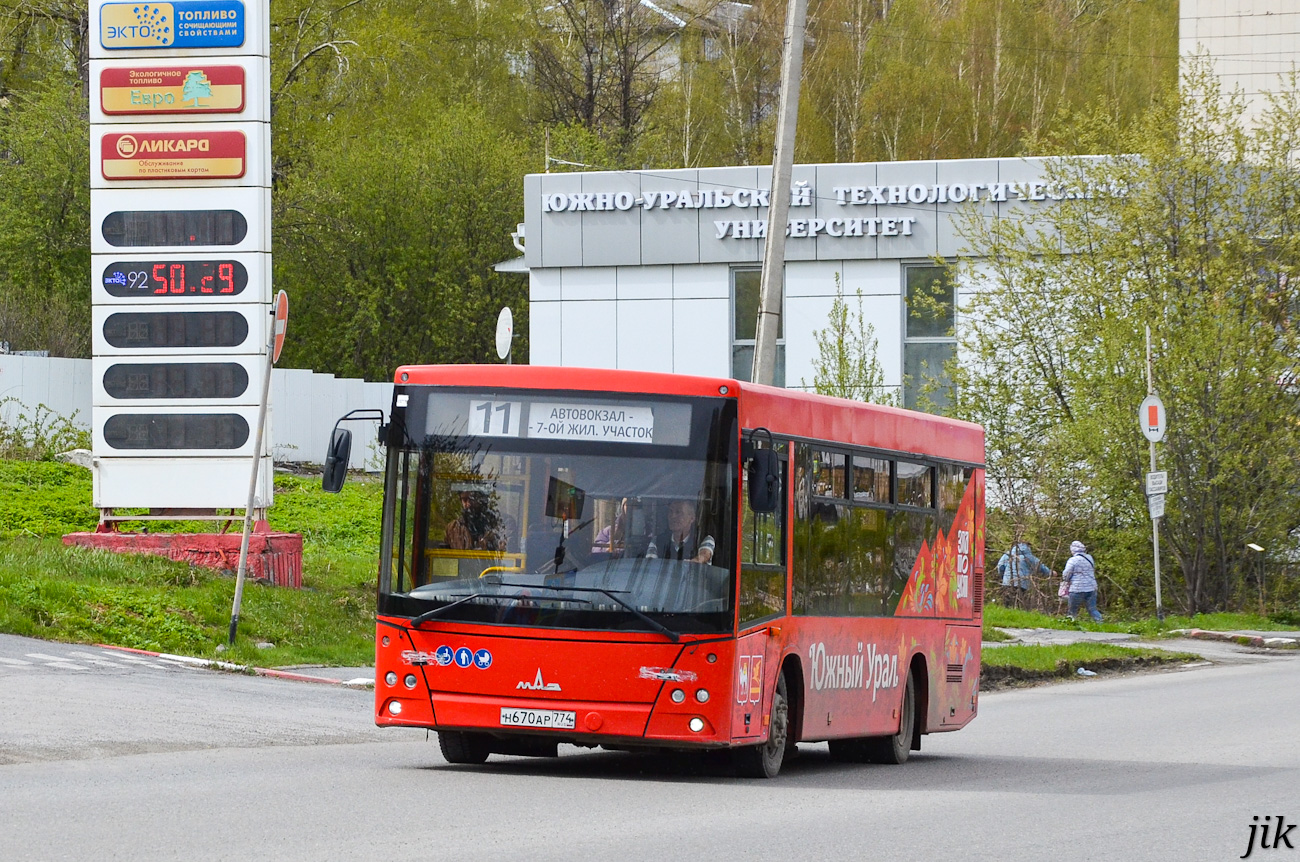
[{"left": 1, "top": 632, "right": 1296, "bottom": 862}]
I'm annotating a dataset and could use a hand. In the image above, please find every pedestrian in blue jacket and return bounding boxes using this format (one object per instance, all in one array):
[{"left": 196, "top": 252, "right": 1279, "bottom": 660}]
[{"left": 997, "top": 541, "right": 1050, "bottom": 591}]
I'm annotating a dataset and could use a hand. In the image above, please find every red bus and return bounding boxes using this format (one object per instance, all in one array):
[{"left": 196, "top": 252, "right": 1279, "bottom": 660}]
[{"left": 325, "top": 365, "right": 985, "bottom": 778}]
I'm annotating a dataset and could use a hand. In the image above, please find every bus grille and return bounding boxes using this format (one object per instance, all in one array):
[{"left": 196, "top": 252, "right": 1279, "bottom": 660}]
[
  {"left": 946, "top": 663, "right": 963, "bottom": 683},
  {"left": 973, "top": 571, "right": 984, "bottom": 613}
]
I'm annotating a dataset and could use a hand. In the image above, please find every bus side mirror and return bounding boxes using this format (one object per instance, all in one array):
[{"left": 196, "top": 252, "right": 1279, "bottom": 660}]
[
  {"left": 747, "top": 449, "right": 780, "bottom": 513},
  {"left": 322, "top": 427, "right": 353, "bottom": 493}
]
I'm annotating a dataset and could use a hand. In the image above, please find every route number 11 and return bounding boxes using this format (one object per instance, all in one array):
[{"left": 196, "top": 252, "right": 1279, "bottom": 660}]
[{"left": 470, "top": 400, "right": 521, "bottom": 437}]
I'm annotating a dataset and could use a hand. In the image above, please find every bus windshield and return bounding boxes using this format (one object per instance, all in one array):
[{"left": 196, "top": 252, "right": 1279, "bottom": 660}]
[{"left": 377, "top": 390, "right": 737, "bottom": 635}]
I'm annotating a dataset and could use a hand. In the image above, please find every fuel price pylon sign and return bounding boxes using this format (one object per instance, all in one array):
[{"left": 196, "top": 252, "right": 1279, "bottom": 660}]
[{"left": 89, "top": 0, "right": 272, "bottom": 518}]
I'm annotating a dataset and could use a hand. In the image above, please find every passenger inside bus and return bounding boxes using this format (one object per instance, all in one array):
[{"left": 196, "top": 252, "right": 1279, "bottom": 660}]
[
  {"left": 644, "top": 499, "right": 715, "bottom": 564},
  {"left": 445, "top": 489, "right": 507, "bottom": 552}
]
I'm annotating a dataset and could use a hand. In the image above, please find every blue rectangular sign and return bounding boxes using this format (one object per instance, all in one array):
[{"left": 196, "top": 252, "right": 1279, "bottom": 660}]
[{"left": 100, "top": 2, "right": 245, "bottom": 50}]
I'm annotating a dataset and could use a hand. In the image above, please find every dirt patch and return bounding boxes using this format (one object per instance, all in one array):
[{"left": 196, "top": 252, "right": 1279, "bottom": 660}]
[{"left": 981, "top": 655, "right": 1195, "bottom": 691}]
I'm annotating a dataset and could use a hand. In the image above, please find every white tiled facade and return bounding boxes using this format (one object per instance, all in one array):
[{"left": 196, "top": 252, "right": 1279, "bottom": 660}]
[
  {"left": 1181, "top": 1, "right": 1300, "bottom": 127},
  {"left": 522, "top": 158, "right": 1059, "bottom": 401}
]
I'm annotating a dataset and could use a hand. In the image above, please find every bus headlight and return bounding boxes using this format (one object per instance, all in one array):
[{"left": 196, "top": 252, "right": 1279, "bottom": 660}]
[
  {"left": 689, "top": 717, "right": 705, "bottom": 732},
  {"left": 385, "top": 672, "right": 398, "bottom": 686},
  {"left": 695, "top": 689, "right": 710, "bottom": 703},
  {"left": 404, "top": 674, "right": 418, "bottom": 689},
  {"left": 671, "top": 688, "right": 686, "bottom": 703},
  {"left": 389, "top": 701, "right": 403, "bottom": 715}
]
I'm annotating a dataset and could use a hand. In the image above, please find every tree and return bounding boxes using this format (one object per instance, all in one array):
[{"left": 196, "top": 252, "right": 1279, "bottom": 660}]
[
  {"left": 951, "top": 60, "right": 1300, "bottom": 615},
  {"left": 526, "top": 0, "right": 681, "bottom": 160},
  {"left": 806, "top": 275, "right": 898, "bottom": 405},
  {"left": 0, "top": 81, "right": 89, "bottom": 356},
  {"left": 275, "top": 103, "right": 528, "bottom": 380}
]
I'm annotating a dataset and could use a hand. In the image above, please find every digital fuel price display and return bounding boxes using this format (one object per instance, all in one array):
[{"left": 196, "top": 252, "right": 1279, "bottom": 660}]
[
  {"left": 102, "top": 362, "right": 250, "bottom": 399},
  {"left": 102, "top": 311, "right": 249, "bottom": 349},
  {"left": 101, "top": 260, "right": 248, "bottom": 297},
  {"left": 102, "top": 413, "right": 250, "bottom": 450},
  {"left": 101, "top": 210, "right": 248, "bottom": 247}
]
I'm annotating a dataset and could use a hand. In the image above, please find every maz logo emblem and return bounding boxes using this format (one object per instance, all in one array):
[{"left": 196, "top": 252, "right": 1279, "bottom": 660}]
[{"left": 517, "top": 669, "right": 561, "bottom": 692}]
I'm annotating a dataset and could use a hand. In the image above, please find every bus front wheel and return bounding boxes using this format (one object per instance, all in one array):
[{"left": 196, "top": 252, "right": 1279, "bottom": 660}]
[
  {"left": 733, "top": 671, "right": 789, "bottom": 778},
  {"left": 439, "top": 730, "right": 492, "bottom": 765}
]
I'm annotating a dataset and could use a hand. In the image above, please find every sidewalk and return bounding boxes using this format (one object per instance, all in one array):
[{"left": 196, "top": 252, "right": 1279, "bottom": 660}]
[
  {"left": 96, "top": 645, "right": 376, "bottom": 688},
  {"left": 275, "top": 665, "right": 375, "bottom": 687},
  {"left": 985, "top": 627, "right": 1300, "bottom": 663}
]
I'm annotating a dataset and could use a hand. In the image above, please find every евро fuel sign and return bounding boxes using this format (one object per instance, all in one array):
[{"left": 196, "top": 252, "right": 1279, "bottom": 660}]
[{"left": 100, "top": 65, "right": 245, "bottom": 115}]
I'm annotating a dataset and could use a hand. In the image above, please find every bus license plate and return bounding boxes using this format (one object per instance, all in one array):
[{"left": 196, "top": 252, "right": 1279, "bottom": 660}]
[{"left": 500, "top": 707, "right": 576, "bottom": 730}]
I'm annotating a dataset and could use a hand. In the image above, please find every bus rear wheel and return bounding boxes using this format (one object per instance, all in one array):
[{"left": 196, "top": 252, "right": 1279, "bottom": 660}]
[
  {"left": 864, "top": 670, "right": 916, "bottom": 765},
  {"left": 733, "top": 671, "right": 789, "bottom": 778},
  {"left": 439, "top": 730, "right": 492, "bottom": 764}
]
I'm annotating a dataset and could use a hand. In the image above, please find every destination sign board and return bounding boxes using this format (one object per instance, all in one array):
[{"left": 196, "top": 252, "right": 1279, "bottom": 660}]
[
  {"left": 101, "top": 130, "right": 246, "bottom": 180},
  {"left": 526, "top": 402, "right": 657, "bottom": 444},
  {"left": 100, "top": 1, "right": 245, "bottom": 51},
  {"left": 100, "top": 65, "right": 244, "bottom": 115}
]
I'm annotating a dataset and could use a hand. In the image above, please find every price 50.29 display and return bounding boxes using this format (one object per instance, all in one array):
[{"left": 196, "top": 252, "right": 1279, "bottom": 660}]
[{"left": 101, "top": 260, "right": 248, "bottom": 297}]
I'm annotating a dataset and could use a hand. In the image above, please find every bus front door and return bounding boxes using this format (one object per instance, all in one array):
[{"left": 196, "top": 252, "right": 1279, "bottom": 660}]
[{"left": 731, "top": 628, "right": 772, "bottom": 741}]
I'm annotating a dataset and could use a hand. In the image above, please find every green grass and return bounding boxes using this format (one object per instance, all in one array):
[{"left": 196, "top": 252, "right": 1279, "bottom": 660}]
[
  {"left": 982, "top": 643, "right": 1201, "bottom": 673},
  {"left": 0, "top": 459, "right": 1286, "bottom": 673},
  {"left": 981, "top": 622, "right": 1014, "bottom": 642},
  {"left": 0, "top": 461, "right": 382, "bottom": 667},
  {"left": 981, "top": 603, "right": 1296, "bottom": 636}
]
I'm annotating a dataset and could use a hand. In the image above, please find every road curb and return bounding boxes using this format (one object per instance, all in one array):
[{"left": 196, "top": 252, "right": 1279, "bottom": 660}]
[
  {"left": 96, "top": 644, "right": 376, "bottom": 689},
  {"left": 1168, "top": 629, "right": 1299, "bottom": 649}
]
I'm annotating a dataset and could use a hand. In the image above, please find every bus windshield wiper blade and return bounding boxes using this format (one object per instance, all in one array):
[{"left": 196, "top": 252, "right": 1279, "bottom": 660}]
[
  {"left": 496, "top": 582, "right": 680, "bottom": 642},
  {"left": 410, "top": 591, "right": 594, "bottom": 627},
  {"left": 410, "top": 593, "right": 481, "bottom": 626}
]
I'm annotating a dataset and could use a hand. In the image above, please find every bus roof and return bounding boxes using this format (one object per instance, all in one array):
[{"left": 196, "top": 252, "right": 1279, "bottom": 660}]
[{"left": 394, "top": 365, "right": 984, "bottom": 466}]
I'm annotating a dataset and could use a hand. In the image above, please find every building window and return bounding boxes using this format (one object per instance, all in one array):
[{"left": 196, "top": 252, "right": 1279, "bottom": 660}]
[
  {"left": 732, "top": 268, "right": 785, "bottom": 385},
  {"left": 903, "top": 265, "right": 955, "bottom": 411}
]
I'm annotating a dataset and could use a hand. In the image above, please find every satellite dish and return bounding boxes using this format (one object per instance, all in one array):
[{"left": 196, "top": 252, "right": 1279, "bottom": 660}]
[{"left": 495, "top": 307, "right": 514, "bottom": 362}]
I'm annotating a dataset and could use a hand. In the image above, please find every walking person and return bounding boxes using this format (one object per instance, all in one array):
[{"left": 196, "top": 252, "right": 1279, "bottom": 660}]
[
  {"left": 997, "top": 541, "right": 1050, "bottom": 592},
  {"left": 1062, "top": 540, "right": 1103, "bottom": 622}
]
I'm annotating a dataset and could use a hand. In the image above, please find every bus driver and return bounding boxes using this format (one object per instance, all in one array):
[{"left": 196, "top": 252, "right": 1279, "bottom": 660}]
[{"left": 645, "top": 499, "right": 714, "bottom": 564}]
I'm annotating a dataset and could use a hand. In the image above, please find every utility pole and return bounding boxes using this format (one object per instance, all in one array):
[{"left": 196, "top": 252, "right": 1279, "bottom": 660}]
[
  {"left": 1142, "top": 325, "right": 1166, "bottom": 621},
  {"left": 752, "top": 0, "right": 809, "bottom": 387}
]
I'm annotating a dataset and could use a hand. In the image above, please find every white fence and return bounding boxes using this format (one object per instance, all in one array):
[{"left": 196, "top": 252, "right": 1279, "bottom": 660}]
[{"left": 0, "top": 354, "right": 392, "bottom": 470}]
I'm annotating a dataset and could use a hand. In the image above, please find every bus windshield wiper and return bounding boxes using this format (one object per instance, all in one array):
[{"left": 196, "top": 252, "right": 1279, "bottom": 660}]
[
  {"left": 410, "top": 593, "right": 482, "bottom": 626},
  {"left": 496, "top": 582, "right": 681, "bottom": 642},
  {"left": 410, "top": 591, "right": 593, "bottom": 627}
]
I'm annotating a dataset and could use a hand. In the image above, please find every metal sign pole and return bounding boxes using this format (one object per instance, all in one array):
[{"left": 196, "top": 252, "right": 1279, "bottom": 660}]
[
  {"left": 228, "top": 312, "right": 274, "bottom": 644},
  {"left": 229, "top": 292, "right": 286, "bottom": 645},
  {"left": 1146, "top": 326, "right": 1165, "bottom": 620}
]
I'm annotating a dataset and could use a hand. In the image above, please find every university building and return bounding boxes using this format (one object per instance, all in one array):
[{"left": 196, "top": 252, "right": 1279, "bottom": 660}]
[{"left": 507, "top": 157, "right": 1058, "bottom": 407}]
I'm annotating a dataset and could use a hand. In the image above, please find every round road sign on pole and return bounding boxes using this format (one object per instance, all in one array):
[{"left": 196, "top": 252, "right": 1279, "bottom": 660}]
[
  {"left": 495, "top": 306, "right": 514, "bottom": 362},
  {"left": 272, "top": 290, "right": 288, "bottom": 364},
  {"left": 1139, "top": 393, "right": 1166, "bottom": 442}
]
